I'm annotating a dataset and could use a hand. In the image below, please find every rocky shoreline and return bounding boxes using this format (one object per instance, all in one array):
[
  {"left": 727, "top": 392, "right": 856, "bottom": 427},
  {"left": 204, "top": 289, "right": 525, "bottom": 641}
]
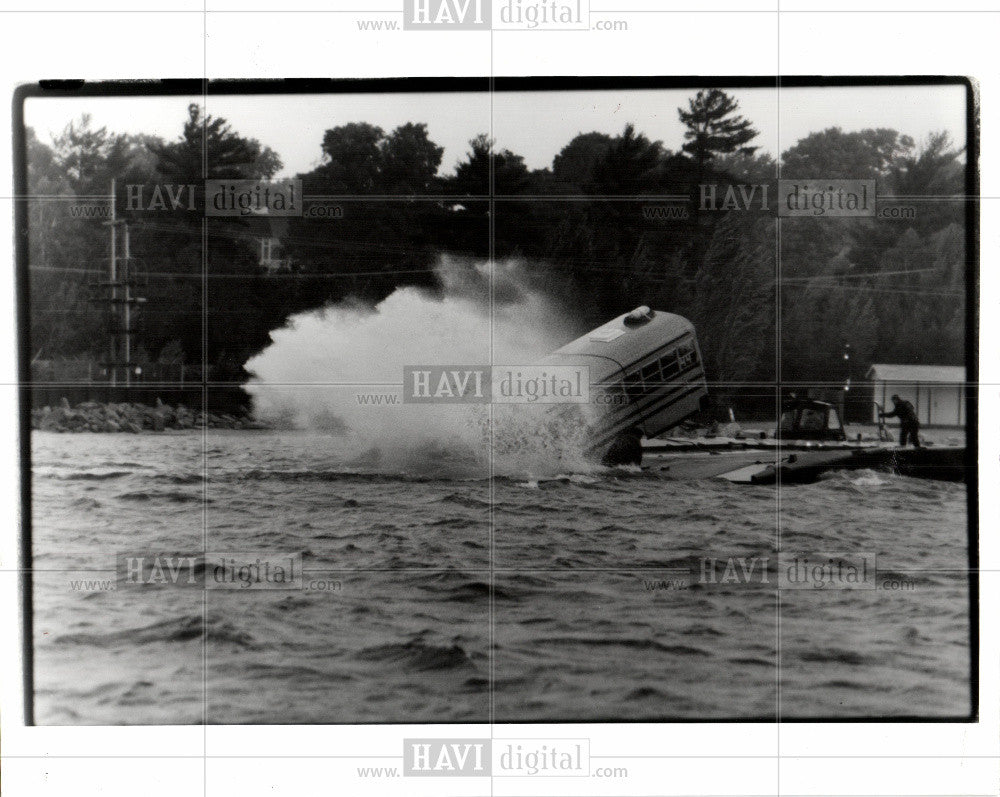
[{"left": 31, "top": 398, "right": 268, "bottom": 433}]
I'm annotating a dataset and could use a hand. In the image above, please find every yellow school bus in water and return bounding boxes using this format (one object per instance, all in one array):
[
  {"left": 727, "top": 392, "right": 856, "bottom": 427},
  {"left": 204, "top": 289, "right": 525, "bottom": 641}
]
[{"left": 542, "top": 306, "right": 710, "bottom": 457}]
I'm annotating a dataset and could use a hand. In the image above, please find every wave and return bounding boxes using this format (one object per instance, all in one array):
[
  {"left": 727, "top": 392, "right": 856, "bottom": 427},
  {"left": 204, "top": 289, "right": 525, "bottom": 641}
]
[
  {"left": 49, "top": 469, "right": 134, "bottom": 481},
  {"left": 55, "top": 614, "right": 256, "bottom": 648},
  {"left": 424, "top": 516, "right": 479, "bottom": 530},
  {"left": 116, "top": 490, "right": 205, "bottom": 504},
  {"left": 151, "top": 472, "right": 205, "bottom": 485},
  {"left": 796, "top": 647, "right": 876, "bottom": 666},
  {"left": 234, "top": 468, "right": 439, "bottom": 484},
  {"left": 817, "top": 468, "right": 890, "bottom": 488},
  {"left": 442, "top": 581, "right": 517, "bottom": 601},
  {"left": 625, "top": 686, "right": 669, "bottom": 699},
  {"left": 727, "top": 656, "right": 774, "bottom": 667},
  {"left": 354, "top": 640, "right": 476, "bottom": 671},
  {"left": 237, "top": 662, "right": 350, "bottom": 681},
  {"left": 544, "top": 636, "right": 711, "bottom": 656},
  {"left": 206, "top": 465, "right": 637, "bottom": 487}
]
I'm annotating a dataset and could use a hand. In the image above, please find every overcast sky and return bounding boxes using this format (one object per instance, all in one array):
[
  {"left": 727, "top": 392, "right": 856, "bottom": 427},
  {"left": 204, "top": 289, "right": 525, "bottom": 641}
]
[{"left": 24, "top": 85, "right": 967, "bottom": 179}]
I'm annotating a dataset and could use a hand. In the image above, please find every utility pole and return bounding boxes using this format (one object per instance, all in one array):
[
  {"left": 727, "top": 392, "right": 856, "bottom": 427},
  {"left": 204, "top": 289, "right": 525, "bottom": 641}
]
[
  {"left": 841, "top": 341, "right": 852, "bottom": 425},
  {"left": 108, "top": 178, "right": 116, "bottom": 386},
  {"left": 94, "top": 178, "right": 145, "bottom": 389},
  {"left": 122, "top": 220, "right": 132, "bottom": 386}
]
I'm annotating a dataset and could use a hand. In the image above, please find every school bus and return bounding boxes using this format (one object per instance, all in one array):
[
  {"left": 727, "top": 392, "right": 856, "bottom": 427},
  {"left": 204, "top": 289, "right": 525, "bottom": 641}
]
[{"left": 541, "top": 306, "right": 710, "bottom": 455}]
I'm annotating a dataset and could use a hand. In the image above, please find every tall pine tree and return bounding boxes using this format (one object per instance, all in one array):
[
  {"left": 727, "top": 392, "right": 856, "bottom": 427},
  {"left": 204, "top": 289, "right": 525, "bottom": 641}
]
[{"left": 678, "top": 89, "right": 759, "bottom": 171}]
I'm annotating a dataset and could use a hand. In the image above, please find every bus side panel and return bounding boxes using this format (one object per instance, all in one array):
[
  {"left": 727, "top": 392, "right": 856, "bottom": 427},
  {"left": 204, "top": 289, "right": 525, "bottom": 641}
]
[
  {"left": 591, "top": 379, "right": 707, "bottom": 450},
  {"left": 592, "top": 338, "right": 708, "bottom": 446},
  {"left": 642, "top": 381, "right": 708, "bottom": 438}
]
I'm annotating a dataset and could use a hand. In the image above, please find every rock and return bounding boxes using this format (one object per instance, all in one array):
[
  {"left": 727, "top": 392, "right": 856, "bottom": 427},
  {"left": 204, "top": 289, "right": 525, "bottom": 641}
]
[
  {"left": 718, "top": 421, "right": 742, "bottom": 438},
  {"left": 32, "top": 399, "right": 256, "bottom": 433},
  {"left": 39, "top": 412, "right": 62, "bottom": 432}
]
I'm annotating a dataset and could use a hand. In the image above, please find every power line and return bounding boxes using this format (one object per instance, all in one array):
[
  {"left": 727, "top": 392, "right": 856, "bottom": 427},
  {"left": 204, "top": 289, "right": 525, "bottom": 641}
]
[
  {"left": 30, "top": 264, "right": 440, "bottom": 279},
  {"left": 779, "top": 267, "right": 942, "bottom": 281},
  {"left": 781, "top": 283, "right": 961, "bottom": 298}
]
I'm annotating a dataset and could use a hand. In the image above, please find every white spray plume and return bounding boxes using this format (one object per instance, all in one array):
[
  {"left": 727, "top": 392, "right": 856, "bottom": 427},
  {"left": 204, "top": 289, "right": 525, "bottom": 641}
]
[{"left": 245, "top": 255, "right": 599, "bottom": 478}]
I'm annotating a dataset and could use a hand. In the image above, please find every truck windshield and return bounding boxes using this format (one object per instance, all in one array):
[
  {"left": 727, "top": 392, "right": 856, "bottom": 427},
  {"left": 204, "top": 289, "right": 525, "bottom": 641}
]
[{"left": 800, "top": 407, "right": 826, "bottom": 430}]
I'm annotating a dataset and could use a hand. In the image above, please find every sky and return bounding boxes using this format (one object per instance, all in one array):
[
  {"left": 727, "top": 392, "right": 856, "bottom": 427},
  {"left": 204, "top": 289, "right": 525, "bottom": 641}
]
[{"left": 24, "top": 85, "right": 967, "bottom": 179}]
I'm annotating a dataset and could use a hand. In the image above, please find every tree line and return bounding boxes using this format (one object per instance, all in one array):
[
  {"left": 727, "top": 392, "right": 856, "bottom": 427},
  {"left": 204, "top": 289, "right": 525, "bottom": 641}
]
[{"left": 26, "top": 90, "right": 966, "bottom": 411}]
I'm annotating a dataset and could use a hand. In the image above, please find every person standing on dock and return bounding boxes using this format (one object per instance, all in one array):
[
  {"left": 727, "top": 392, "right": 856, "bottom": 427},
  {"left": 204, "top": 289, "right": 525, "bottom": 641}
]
[{"left": 880, "top": 394, "right": 922, "bottom": 448}]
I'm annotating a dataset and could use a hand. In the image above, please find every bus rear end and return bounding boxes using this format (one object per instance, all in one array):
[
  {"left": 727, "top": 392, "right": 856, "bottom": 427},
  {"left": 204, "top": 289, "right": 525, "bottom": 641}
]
[{"left": 544, "top": 307, "right": 709, "bottom": 456}]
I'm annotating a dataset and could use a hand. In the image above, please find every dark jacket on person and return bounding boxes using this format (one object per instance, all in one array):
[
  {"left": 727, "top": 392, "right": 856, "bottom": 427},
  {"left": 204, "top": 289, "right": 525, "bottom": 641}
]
[{"left": 883, "top": 399, "right": 919, "bottom": 425}]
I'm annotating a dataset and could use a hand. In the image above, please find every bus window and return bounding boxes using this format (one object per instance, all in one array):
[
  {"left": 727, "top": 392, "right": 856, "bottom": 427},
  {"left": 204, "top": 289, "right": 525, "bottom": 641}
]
[
  {"left": 676, "top": 342, "right": 696, "bottom": 370},
  {"left": 659, "top": 351, "right": 681, "bottom": 379},
  {"left": 623, "top": 371, "right": 643, "bottom": 399},
  {"left": 641, "top": 361, "right": 661, "bottom": 385},
  {"left": 779, "top": 409, "right": 797, "bottom": 432}
]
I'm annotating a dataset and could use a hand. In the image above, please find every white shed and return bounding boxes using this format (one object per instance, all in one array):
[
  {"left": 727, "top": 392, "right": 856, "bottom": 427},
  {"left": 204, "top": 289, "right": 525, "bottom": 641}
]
[{"left": 866, "top": 363, "right": 966, "bottom": 427}]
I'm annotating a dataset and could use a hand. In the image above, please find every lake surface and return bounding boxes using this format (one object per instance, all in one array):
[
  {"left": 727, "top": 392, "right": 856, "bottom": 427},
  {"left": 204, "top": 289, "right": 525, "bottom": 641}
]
[{"left": 30, "top": 431, "right": 972, "bottom": 724}]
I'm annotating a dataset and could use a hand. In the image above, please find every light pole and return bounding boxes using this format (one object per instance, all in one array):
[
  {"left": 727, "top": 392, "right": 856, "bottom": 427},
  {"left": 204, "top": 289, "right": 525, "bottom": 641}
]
[{"left": 841, "top": 341, "right": 852, "bottom": 426}]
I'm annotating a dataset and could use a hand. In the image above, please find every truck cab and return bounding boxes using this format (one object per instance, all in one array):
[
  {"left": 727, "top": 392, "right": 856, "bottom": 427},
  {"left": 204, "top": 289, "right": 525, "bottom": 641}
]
[{"left": 776, "top": 397, "right": 847, "bottom": 441}]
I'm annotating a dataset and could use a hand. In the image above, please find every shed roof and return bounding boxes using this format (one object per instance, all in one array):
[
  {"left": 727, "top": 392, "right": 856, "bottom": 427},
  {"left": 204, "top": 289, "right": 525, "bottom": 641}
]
[{"left": 866, "top": 363, "right": 965, "bottom": 383}]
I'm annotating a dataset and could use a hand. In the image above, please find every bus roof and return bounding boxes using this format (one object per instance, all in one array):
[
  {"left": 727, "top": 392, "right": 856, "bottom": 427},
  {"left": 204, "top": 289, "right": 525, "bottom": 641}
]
[{"left": 544, "top": 309, "right": 696, "bottom": 381}]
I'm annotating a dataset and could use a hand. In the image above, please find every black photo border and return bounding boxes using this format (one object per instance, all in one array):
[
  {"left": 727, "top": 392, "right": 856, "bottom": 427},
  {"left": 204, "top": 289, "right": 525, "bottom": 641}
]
[{"left": 13, "top": 74, "right": 980, "bottom": 725}]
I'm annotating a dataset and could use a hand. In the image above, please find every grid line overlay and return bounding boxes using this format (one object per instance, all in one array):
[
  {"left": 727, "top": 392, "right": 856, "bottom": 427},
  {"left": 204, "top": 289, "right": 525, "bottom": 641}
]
[
  {"left": 10, "top": 6, "right": 984, "bottom": 797},
  {"left": 774, "top": 31, "right": 782, "bottom": 790},
  {"left": 201, "top": 11, "right": 209, "bottom": 783},
  {"left": 489, "top": 32, "right": 497, "bottom": 790}
]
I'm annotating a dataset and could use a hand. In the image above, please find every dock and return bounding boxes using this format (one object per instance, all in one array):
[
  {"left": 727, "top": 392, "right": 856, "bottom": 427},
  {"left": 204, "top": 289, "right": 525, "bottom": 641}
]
[{"left": 642, "top": 438, "right": 968, "bottom": 484}]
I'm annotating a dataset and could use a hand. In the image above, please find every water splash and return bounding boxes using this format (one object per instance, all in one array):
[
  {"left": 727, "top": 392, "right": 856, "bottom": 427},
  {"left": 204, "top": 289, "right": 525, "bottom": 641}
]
[{"left": 245, "top": 255, "right": 599, "bottom": 477}]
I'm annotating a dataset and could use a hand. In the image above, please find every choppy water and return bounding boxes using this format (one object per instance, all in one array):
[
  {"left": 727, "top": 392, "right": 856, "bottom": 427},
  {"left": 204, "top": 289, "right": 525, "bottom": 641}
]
[{"left": 31, "top": 431, "right": 971, "bottom": 724}]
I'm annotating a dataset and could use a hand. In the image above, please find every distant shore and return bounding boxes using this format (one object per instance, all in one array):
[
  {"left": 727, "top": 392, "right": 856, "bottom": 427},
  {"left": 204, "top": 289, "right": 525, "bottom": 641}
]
[
  {"left": 31, "top": 398, "right": 268, "bottom": 433},
  {"left": 30, "top": 398, "right": 966, "bottom": 446}
]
